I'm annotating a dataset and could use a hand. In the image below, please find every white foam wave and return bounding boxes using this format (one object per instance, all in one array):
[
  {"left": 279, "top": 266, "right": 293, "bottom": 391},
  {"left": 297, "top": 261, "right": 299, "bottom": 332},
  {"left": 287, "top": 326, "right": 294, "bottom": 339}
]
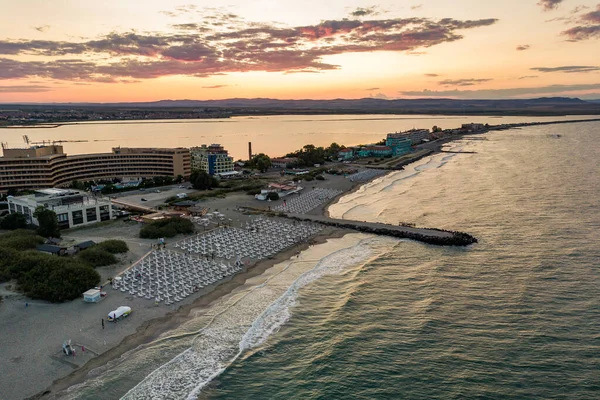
[{"left": 122, "top": 238, "right": 379, "bottom": 400}]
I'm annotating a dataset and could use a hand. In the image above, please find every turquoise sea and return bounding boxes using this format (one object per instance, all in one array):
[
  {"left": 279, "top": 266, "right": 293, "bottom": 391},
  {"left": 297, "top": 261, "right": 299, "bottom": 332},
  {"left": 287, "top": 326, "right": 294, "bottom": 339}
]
[{"left": 59, "top": 120, "right": 600, "bottom": 399}]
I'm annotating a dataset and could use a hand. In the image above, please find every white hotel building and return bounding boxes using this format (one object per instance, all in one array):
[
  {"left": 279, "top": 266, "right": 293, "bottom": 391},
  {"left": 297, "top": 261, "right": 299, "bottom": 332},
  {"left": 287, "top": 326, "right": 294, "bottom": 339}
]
[{"left": 7, "top": 188, "right": 113, "bottom": 229}]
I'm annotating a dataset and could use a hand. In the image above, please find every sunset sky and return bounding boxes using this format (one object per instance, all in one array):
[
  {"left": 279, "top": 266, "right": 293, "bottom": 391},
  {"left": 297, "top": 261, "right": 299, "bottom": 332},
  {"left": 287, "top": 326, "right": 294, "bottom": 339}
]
[{"left": 1, "top": 0, "right": 599, "bottom": 102}]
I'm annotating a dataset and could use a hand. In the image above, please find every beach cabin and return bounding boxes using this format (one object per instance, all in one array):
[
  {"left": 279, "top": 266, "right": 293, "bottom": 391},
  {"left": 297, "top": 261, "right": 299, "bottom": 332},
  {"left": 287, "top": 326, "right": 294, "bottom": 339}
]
[
  {"left": 36, "top": 244, "right": 67, "bottom": 256},
  {"left": 75, "top": 240, "right": 96, "bottom": 252},
  {"left": 83, "top": 289, "right": 101, "bottom": 303}
]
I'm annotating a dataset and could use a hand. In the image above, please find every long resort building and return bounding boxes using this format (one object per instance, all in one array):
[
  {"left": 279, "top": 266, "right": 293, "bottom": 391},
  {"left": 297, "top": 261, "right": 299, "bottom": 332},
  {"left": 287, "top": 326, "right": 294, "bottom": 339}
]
[{"left": 0, "top": 145, "right": 191, "bottom": 193}]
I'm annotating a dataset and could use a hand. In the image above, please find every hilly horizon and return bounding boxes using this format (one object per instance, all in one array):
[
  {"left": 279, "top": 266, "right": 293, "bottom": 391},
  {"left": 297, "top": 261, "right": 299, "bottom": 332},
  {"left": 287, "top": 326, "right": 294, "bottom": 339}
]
[{"left": 2, "top": 97, "right": 598, "bottom": 116}]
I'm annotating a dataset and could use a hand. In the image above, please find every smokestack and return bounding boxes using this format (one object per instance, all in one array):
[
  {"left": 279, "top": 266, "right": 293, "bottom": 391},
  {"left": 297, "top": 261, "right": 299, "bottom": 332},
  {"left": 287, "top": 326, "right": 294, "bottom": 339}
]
[{"left": 248, "top": 142, "right": 252, "bottom": 161}]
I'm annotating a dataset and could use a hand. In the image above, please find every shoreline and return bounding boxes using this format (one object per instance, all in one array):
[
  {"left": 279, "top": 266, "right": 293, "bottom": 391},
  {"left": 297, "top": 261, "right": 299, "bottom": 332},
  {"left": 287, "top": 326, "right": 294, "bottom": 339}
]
[
  {"left": 24, "top": 126, "right": 474, "bottom": 400},
  {"left": 31, "top": 226, "right": 349, "bottom": 399}
]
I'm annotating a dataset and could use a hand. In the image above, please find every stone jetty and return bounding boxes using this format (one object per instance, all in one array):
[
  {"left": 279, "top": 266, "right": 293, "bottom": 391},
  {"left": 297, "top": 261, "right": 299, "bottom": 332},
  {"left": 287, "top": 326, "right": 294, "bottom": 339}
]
[{"left": 284, "top": 213, "right": 478, "bottom": 247}]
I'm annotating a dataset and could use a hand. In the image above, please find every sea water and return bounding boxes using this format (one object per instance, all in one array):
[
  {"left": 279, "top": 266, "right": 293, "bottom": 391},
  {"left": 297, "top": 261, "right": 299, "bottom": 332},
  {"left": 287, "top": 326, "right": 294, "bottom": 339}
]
[{"left": 62, "top": 120, "right": 600, "bottom": 399}]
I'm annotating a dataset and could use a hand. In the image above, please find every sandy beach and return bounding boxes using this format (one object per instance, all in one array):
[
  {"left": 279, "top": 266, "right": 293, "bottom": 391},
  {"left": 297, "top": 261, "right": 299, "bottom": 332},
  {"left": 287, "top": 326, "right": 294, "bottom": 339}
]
[{"left": 1, "top": 138, "right": 457, "bottom": 400}]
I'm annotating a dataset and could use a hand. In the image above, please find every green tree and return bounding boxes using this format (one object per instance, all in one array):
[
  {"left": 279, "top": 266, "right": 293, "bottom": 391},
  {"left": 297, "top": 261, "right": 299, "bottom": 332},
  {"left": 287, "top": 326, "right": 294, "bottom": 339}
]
[
  {"left": 0, "top": 213, "right": 27, "bottom": 230},
  {"left": 250, "top": 153, "right": 272, "bottom": 172},
  {"left": 190, "top": 170, "right": 213, "bottom": 190},
  {"left": 175, "top": 174, "right": 184, "bottom": 184},
  {"left": 70, "top": 180, "right": 86, "bottom": 190},
  {"left": 33, "top": 206, "right": 60, "bottom": 238},
  {"left": 326, "top": 142, "right": 342, "bottom": 158}
]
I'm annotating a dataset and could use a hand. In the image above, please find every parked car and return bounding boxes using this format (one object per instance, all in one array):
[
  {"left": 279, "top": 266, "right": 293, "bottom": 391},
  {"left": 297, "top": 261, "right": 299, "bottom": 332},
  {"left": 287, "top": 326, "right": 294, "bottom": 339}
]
[
  {"left": 155, "top": 190, "right": 161, "bottom": 193},
  {"left": 141, "top": 198, "right": 147, "bottom": 201}
]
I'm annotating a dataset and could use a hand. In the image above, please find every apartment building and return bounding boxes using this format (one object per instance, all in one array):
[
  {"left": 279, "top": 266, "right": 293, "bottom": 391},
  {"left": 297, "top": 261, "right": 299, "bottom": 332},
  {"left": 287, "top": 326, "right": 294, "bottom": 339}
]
[{"left": 190, "top": 144, "right": 234, "bottom": 176}]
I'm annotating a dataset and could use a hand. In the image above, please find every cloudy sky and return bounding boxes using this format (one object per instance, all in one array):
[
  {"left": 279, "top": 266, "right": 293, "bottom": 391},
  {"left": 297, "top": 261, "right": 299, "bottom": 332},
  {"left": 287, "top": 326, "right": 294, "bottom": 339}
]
[{"left": 0, "top": 0, "right": 599, "bottom": 102}]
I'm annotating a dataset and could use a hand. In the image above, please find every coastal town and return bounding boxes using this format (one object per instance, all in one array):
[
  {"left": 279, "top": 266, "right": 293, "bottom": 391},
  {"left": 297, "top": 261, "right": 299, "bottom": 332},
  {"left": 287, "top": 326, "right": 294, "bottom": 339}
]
[
  {"left": 0, "top": 122, "right": 487, "bottom": 399},
  {"left": 0, "top": 116, "right": 595, "bottom": 399}
]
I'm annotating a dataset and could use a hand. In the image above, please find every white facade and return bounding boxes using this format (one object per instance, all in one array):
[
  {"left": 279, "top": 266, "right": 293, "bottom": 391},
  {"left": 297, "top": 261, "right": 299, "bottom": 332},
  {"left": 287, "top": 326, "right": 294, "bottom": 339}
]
[
  {"left": 7, "top": 188, "right": 113, "bottom": 229},
  {"left": 387, "top": 129, "right": 431, "bottom": 145}
]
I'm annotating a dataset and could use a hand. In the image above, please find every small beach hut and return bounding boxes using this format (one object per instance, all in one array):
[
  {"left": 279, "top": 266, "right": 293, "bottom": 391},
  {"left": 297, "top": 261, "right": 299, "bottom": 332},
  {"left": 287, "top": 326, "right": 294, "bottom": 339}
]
[
  {"left": 83, "top": 289, "right": 101, "bottom": 303},
  {"left": 75, "top": 240, "right": 97, "bottom": 252},
  {"left": 36, "top": 244, "right": 67, "bottom": 256}
]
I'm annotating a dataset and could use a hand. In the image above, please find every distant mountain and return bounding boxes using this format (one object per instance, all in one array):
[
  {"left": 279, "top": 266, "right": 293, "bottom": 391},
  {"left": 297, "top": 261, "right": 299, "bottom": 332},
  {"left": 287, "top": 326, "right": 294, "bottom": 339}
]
[{"left": 3, "top": 97, "right": 599, "bottom": 116}]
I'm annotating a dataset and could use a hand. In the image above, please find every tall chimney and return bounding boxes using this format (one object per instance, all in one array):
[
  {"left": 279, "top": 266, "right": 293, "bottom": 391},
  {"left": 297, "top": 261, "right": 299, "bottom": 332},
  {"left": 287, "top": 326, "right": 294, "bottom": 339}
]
[{"left": 248, "top": 142, "right": 252, "bottom": 161}]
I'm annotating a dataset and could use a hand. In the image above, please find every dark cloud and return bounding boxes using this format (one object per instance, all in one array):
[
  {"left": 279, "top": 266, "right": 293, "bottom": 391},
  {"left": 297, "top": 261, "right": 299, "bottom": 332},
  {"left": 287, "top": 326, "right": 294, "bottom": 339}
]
[
  {"left": 400, "top": 83, "right": 600, "bottom": 98},
  {"left": 538, "top": 0, "right": 564, "bottom": 11},
  {"left": 516, "top": 44, "right": 531, "bottom": 50},
  {"left": 171, "top": 23, "right": 204, "bottom": 31},
  {"left": 561, "top": 5, "right": 600, "bottom": 40},
  {"left": 411, "top": 4, "right": 423, "bottom": 10},
  {"left": 562, "top": 24, "right": 600, "bottom": 40},
  {"left": 424, "top": 73, "right": 439, "bottom": 77},
  {"left": 0, "top": 85, "right": 53, "bottom": 93},
  {"left": 439, "top": 78, "right": 492, "bottom": 86},
  {"left": 0, "top": 15, "right": 498, "bottom": 82},
  {"left": 531, "top": 65, "right": 600, "bottom": 73},
  {"left": 350, "top": 7, "right": 379, "bottom": 17},
  {"left": 202, "top": 84, "right": 228, "bottom": 89},
  {"left": 579, "top": 4, "right": 600, "bottom": 23},
  {"left": 518, "top": 75, "right": 539, "bottom": 79},
  {"left": 33, "top": 25, "right": 50, "bottom": 32},
  {"left": 365, "top": 87, "right": 380, "bottom": 90}
]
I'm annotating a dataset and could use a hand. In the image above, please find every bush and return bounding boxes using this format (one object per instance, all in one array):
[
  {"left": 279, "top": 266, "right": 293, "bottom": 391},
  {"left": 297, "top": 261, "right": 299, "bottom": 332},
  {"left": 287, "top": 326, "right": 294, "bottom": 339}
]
[
  {"left": 0, "top": 231, "right": 101, "bottom": 301},
  {"left": 0, "top": 213, "right": 27, "bottom": 230},
  {"left": 315, "top": 175, "right": 325, "bottom": 181},
  {"left": 246, "top": 189, "right": 261, "bottom": 195},
  {"left": 77, "top": 247, "right": 118, "bottom": 267},
  {"left": 305, "top": 176, "right": 314, "bottom": 181},
  {"left": 0, "top": 230, "right": 45, "bottom": 251},
  {"left": 98, "top": 239, "right": 129, "bottom": 254},
  {"left": 139, "top": 217, "right": 195, "bottom": 239},
  {"left": 267, "top": 192, "right": 280, "bottom": 201},
  {"left": 18, "top": 256, "right": 100, "bottom": 302},
  {"left": 0, "top": 247, "right": 19, "bottom": 282}
]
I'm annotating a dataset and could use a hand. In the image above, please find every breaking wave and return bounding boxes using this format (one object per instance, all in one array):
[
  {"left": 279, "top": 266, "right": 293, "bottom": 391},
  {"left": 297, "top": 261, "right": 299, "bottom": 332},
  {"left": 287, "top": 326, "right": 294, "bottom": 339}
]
[{"left": 121, "top": 237, "right": 383, "bottom": 400}]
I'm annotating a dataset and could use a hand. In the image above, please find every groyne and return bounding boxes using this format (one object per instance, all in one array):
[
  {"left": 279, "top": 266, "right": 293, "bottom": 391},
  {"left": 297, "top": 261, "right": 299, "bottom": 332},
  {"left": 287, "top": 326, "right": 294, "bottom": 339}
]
[{"left": 284, "top": 213, "right": 478, "bottom": 246}]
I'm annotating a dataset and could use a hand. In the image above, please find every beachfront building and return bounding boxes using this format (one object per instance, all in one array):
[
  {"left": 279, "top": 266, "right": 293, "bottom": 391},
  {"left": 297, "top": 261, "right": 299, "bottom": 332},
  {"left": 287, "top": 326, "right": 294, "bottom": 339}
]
[
  {"left": 385, "top": 135, "right": 413, "bottom": 156},
  {"left": 387, "top": 129, "right": 431, "bottom": 146},
  {"left": 0, "top": 144, "right": 191, "bottom": 193},
  {"left": 271, "top": 157, "right": 298, "bottom": 169},
  {"left": 7, "top": 188, "right": 113, "bottom": 229},
  {"left": 358, "top": 145, "right": 393, "bottom": 158},
  {"left": 255, "top": 183, "right": 303, "bottom": 201},
  {"left": 461, "top": 123, "right": 486, "bottom": 132},
  {"left": 338, "top": 149, "right": 354, "bottom": 160},
  {"left": 190, "top": 144, "right": 234, "bottom": 176}
]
